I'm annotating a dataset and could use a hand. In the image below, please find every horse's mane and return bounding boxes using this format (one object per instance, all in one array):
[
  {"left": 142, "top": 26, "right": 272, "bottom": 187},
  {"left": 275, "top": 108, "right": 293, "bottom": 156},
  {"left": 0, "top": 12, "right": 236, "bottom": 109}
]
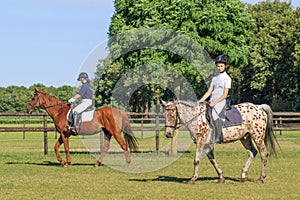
[
  {"left": 37, "top": 90, "right": 66, "bottom": 105},
  {"left": 177, "top": 100, "right": 197, "bottom": 108}
]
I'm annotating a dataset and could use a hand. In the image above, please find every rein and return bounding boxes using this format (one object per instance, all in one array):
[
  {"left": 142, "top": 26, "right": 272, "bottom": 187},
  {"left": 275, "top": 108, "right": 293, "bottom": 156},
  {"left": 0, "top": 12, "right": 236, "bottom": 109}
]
[
  {"left": 29, "top": 93, "right": 66, "bottom": 111},
  {"left": 165, "top": 104, "right": 200, "bottom": 130},
  {"left": 28, "top": 93, "right": 41, "bottom": 111}
]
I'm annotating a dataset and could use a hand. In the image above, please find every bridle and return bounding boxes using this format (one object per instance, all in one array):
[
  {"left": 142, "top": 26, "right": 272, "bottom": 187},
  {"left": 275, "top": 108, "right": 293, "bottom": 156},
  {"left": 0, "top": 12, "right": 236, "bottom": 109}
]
[
  {"left": 165, "top": 104, "right": 200, "bottom": 130},
  {"left": 28, "top": 93, "right": 41, "bottom": 111},
  {"left": 164, "top": 106, "right": 180, "bottom": 129},
  {"left": 28, "top": 92, "right": 65, "bottom": 111}
]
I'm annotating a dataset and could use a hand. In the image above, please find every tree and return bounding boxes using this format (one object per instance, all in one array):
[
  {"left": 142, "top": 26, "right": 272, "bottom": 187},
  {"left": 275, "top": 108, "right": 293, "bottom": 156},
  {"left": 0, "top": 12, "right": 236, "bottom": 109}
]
[
  {"left": 0, "top": 86, "right": 31, "bottom": 112},
  {"left": 0, "top": 85, "right": 75, "bottom": 112},
  {"left": 94, "top": 0, "right": 254, "bottom": 111},
  {"left": 245, "top": 1, "right": 300, "bottom": 111}
]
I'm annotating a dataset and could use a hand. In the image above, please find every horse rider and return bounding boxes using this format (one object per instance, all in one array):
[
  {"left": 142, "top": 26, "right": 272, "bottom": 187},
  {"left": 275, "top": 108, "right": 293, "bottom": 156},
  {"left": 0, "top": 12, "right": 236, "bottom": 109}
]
[
  {"left": 67, "top": 72, "right": 93, "bottom": 132},
  {"left": 199, "top": 55, "right": 232, "bottom": 143}
]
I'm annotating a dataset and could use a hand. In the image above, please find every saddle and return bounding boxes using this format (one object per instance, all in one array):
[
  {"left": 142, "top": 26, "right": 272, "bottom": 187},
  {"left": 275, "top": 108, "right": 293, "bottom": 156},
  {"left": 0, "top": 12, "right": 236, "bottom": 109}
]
[
  {"left": 205, "top": 104, "right": 242, "bottom": 144},
  {"left": 67, "top": 106, "right": 94, "bottom": 123},
  {"left": 224, "top": 106, "right": 243, "bottom": 128},
  {"left": 67, "top": 106, "right": 100, "bottom": 135}
]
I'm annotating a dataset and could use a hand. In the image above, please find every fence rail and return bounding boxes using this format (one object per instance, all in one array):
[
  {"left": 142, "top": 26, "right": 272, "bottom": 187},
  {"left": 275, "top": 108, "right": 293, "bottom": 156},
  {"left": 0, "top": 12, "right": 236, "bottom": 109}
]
[
  {"left": 273, "top": 112, "right": 300, "bottom": 134},
  {"left": 0, "top": 111, "right": 300, "bottom": 155},
  {"left": 0, "top": 112, "right": 53, "bottom": 155}
]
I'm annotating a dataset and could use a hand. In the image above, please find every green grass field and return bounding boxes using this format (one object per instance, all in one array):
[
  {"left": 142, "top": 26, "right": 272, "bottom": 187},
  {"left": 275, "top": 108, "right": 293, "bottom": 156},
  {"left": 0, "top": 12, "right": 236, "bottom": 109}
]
[{"left": 0, "top": 130, "right": 299, "bottom": 200}]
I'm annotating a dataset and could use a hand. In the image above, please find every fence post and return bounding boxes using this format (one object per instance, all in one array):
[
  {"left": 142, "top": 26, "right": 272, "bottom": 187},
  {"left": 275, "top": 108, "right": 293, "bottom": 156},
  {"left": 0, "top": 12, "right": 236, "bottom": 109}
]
[
  {"left": 170, "top": 130, "right": 178, "bottom": 156},
  {"left": 23, "top": 120, "right": 26, "bottom": 140},
  {"left": 279, "top": 117, "right": 282, "bottom": 135},
  {"left": 43, "top": 114, "right": 48, "bottom": 155},
  {"left": 141, "top": 117, "right": 144, "bottom": 138},
  {"left": 170, "top": 84, "right": 180, "bottom": 155},
  {"left": 155, "top": 105, "right": 160, "bottom": 152}
]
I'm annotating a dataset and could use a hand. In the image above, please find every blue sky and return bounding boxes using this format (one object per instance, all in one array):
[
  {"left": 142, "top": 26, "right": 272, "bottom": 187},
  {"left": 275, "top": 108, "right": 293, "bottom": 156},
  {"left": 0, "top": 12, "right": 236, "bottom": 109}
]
[{"left": 1, "top": 0, "right": 299, "bottom": 87}]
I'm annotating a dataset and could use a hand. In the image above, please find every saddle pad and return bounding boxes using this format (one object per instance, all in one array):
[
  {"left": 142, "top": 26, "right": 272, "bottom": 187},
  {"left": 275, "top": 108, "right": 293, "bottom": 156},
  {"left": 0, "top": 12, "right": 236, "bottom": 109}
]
[
  {"left": 224, "top": 106, "right": 242, "bottom": 128},
  {"left": 81, "top": 109, "right": 95, "bottom": 122},
  {"left": 67, "top": 109, "right": 95, "bottom": 122}
]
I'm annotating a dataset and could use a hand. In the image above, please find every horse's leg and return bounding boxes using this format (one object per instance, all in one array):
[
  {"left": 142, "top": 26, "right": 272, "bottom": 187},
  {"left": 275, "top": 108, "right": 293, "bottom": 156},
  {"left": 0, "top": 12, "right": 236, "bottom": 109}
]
[
  {"left": 54, "top": 135, "right": 64, "bottom": 165},
  {"left": 187, "top": 139, "right": 206, "bottom": 184},
  {"left": 114, "top": 132, "right": 131, "bottom": 166},
  {"left": 206, "top": 145, "right": 225, "bottom": 183},
  {"left": 61, "top": 132, "right": 71, "bottom": 167},
  {"left": 240, "top": 136, "right": 258, "bottom": 182},
  {"left": 254, "top": 140, "right": 268, "bottom": 183},
  {"left": 95, "top": 130, "right": 112, "bottom": 167}
]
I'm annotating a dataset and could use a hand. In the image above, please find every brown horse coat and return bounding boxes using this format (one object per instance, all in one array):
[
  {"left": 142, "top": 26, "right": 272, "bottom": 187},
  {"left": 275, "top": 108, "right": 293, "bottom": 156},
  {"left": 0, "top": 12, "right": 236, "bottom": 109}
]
[{"left": 27, "top": 89, "right": 138, "bottom": 167}]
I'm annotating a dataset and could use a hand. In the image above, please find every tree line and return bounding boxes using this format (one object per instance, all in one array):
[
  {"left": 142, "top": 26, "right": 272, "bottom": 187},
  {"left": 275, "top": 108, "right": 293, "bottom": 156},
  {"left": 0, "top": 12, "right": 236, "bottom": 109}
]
[
  {"left": 0, "top": 84, "right": 74, "bottom": 112},
  {"left": 1, "top": 0, "right": 299, "bottom": 112},
  {"left": 94, "top": 0, "right": 300, "bottom": 112}
]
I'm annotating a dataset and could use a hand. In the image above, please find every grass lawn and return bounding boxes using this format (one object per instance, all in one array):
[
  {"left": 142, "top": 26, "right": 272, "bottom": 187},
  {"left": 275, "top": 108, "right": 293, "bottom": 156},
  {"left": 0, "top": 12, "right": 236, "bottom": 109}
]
[{"left": 0, "top": 130, "right": 299, "bottom": 199}]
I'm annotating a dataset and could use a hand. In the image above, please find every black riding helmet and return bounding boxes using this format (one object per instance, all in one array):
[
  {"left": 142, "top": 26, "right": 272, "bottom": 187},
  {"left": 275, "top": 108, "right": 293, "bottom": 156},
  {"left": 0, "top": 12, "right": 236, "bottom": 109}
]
[
  {"left": 215, "top": 55, "right": 228, "bottom": 65},
  {"left": 77, "top": 72, "right": 89, "bottom": 81}
]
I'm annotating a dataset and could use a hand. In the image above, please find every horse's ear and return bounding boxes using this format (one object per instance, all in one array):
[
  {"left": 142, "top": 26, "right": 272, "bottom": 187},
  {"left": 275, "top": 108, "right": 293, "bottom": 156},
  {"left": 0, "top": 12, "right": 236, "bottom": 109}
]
[
  {"left": 161, "top": 100, "right": 167, "bottom": 107},
  {"left": 34, "top": 88, "right": 40, "bottom": 92}
]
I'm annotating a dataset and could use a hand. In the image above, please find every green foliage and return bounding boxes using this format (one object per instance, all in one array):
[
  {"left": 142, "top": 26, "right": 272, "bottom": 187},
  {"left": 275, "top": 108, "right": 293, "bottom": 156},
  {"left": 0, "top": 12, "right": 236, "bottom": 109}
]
[
  {"left": 0, "top": 86, "right": 31, "bottom": 112},
  {"left": 244, "top": 1, "right": 300, "bottom": 109},
  {"left": 95, "top": 0, "right": 254, "bottom": 111},
  {"left": 0, "top": 85, "right": 75, "bottom": 112}
]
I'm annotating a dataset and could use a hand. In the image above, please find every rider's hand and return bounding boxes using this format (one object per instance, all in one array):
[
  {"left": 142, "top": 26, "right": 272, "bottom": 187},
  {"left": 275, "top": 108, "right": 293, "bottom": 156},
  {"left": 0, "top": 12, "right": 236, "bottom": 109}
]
[
  {"left": 209, "top": 102, "right": 216, "bottom": 107},
  {"left": 68, "top": 98, "right": 75, "bottom": 103}
]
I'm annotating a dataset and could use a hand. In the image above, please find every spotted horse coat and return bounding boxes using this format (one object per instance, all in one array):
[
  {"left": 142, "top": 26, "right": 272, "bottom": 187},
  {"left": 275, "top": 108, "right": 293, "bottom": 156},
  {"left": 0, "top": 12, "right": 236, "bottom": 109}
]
[{"left": 163, "top": 100, "right": 278, "bottom": 184}]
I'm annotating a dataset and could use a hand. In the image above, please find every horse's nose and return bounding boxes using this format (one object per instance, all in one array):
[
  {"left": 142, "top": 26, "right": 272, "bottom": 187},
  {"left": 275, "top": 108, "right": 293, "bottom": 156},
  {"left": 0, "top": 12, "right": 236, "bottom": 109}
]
[
  {"left": 165, "top": 131, "right": 173, "bottom": 138},
  {"left": 26, "top": 107, "right": 32, "bottom": 114}
]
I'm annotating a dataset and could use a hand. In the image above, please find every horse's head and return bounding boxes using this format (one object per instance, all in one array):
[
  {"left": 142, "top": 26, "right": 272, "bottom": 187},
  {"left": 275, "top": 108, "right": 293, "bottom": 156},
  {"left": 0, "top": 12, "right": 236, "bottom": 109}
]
[
  {"left": 162, "top": 100, "right": 180, "bottom": 138},
  {"left": 26, "top": 89, "right": 44, "bottom": 113},
  {"left": 27, "top": 88, "right": 66, "bottom": 114}
]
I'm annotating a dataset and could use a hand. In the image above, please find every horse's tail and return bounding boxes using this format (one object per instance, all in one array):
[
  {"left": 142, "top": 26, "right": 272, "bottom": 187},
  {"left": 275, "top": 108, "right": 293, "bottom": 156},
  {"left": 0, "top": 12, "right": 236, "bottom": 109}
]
[
  {"left": 121, "top": 112, "right": 139, "bottom": 152},
  {"left": 258, "top": 104, "right": 279, "bottom": 156}
]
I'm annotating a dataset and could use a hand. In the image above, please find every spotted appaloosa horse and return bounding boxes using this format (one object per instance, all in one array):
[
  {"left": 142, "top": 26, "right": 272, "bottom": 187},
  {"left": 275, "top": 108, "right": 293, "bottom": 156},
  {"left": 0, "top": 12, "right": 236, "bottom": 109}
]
[
  {"left": 26, "top": 89, "right": 138, "bottom": 167},
  {"left": 162, "top": 100, "right": 278, "bottom": 184}
]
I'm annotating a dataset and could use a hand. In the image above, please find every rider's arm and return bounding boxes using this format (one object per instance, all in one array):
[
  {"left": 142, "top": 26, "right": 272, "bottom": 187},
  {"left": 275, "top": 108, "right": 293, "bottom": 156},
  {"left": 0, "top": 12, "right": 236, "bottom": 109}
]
[
  {"left": 68, "top": 94, "right": 81, "bottom": 103},
  {"left": 209, "top": 87, "right": 230, "bottom": 107},
  {"left": 199, "top": 86, "right": 213, "bottom": 102}
]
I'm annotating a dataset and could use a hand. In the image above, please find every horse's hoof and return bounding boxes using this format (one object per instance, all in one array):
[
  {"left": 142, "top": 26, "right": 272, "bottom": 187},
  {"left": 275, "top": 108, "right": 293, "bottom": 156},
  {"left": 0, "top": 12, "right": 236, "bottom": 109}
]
[
  {"left": 94, "top": 162, "right": 101, "bottom": 167},
  {"left": 256, "top": 179, "right": 264, "bottom": 183},
  {"left": 63, "top": 163, "right": 69, "bottom": 168},
  {"left": 241, "top": 177, "right": 247, "bottom": 182},
  {"left": 62, "top": 162, "right": 70, "bottom": 168},
  {"left": 187, "top": 179, "right": 196, "bottom": 184},
  {"left": 60, "top": 161, "right": 65, "bottom": 167},
  {"left": 217, "top": 178, "right": 225, "bottom": 183}
]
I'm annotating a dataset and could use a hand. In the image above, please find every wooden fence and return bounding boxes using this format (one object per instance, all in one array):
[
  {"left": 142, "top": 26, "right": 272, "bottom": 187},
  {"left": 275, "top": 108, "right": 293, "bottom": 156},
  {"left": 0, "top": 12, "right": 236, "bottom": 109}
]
[
  {"left": 0, "top": 112, "right": 56, "bottom": 155},
  {"left": 273, "top": 112, "right": 300, "bottom": 134},
  {"left": 0, "top": 112, "right": 166, "bottom": 155},
  {"left": 0, "top": 111, "right": 299, "bottom": 155}
]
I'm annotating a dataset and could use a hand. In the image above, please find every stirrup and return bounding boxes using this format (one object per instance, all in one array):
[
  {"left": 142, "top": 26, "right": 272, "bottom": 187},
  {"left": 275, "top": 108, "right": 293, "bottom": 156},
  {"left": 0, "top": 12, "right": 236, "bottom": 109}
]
[{"left": 66, "top": 125, "right": 76, "bottom": 132}]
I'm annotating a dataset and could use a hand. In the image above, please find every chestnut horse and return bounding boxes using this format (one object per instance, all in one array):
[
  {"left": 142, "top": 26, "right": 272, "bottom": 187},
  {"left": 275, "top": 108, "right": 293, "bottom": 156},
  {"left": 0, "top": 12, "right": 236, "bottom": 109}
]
[
  {"left": 162, "top": 100, "right": 278, "bottom": 184},
  {"left": 26, "top": 89, "right": 138, "bottom": 167}
]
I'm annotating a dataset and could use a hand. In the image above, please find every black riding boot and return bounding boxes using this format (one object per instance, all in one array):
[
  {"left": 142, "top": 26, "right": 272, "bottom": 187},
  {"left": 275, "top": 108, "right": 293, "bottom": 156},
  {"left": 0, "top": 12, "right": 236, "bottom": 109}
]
[
  {"left": 211, "top": 119, "right": 224, "bottom": 144},
  {"left": 68, "top": 112, "right": 78, "bottom": 133}
]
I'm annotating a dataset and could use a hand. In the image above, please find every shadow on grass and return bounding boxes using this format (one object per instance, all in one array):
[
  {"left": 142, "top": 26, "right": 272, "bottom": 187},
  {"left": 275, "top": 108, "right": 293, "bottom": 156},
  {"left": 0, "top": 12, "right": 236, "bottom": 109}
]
[
  {"left": 129, "top": 175, "right": 241, "bottom": 184},
  {"left": 5, "top": 161, "right": 99, "bottom": 167}
]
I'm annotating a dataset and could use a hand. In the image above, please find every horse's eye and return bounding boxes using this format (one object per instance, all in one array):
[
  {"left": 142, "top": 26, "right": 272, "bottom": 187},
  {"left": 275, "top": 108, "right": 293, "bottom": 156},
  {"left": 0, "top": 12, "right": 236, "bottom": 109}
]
[{"left": 32, "top": 98, "right": 35, "bottom": 100}]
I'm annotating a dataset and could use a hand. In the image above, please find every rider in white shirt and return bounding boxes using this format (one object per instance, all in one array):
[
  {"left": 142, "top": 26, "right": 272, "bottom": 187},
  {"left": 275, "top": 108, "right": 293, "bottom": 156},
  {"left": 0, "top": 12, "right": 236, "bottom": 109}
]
[{"left": 199, "top": 55, "right": 232, "bottom": 143}]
